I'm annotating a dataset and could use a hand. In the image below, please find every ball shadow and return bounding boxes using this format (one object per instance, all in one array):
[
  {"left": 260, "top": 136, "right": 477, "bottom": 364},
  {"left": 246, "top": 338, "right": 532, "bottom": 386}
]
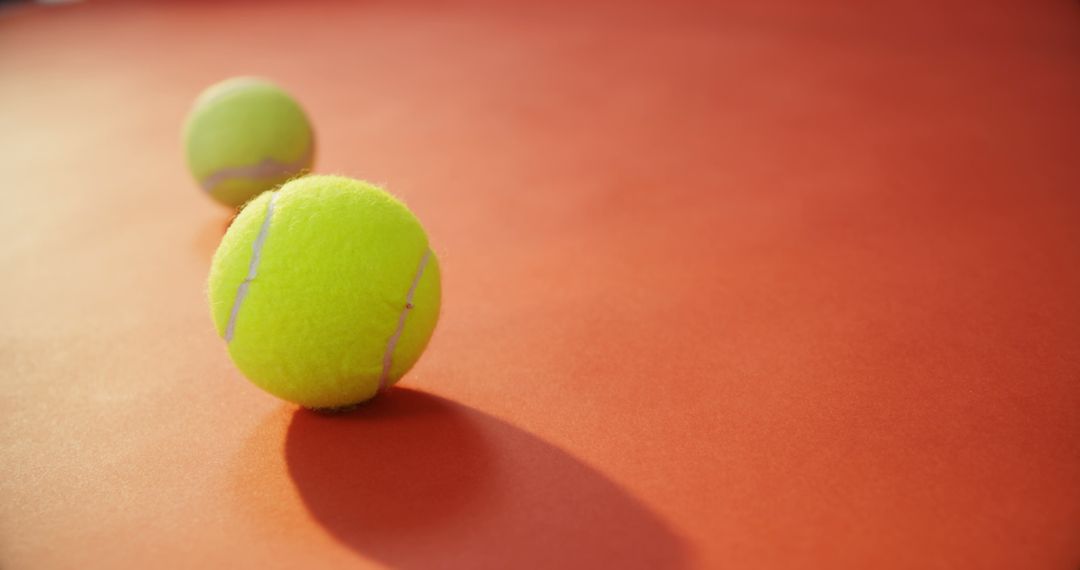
[{"left": 285, "top": 388, "right": 688, "bottom": 569}]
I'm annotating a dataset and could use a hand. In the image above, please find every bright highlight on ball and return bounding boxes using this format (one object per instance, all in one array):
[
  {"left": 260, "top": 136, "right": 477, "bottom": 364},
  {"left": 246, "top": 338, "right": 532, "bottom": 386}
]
[
  {"left": 208, "top": 175, "right": 441, "bottom": 409},
  {"left": 184, "top": 77, "right": 315, "bottom": 208}
]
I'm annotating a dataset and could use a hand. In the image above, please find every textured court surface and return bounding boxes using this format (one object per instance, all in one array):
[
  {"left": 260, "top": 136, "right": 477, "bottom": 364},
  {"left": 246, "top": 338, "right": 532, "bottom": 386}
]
[{"left": 2, "top": 1, "right": 1079, "bottom": 568}]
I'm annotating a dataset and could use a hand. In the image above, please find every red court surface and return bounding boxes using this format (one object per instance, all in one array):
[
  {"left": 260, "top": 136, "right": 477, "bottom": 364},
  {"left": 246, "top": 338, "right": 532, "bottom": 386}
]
[{"left": 2, "top": 1, "right": 1079, "bottom": 568}]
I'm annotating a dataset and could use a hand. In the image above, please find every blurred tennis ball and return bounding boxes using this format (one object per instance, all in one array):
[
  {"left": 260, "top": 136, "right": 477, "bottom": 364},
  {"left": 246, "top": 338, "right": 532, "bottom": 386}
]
[{"left": 184, "top": 77, "right": 315, "bottom": 208}]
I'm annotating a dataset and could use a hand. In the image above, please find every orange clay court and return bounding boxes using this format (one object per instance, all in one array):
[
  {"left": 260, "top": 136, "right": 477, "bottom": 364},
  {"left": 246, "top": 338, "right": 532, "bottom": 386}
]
[{"left": 1, "top": 1, "right": 1079, "bottom": 568}]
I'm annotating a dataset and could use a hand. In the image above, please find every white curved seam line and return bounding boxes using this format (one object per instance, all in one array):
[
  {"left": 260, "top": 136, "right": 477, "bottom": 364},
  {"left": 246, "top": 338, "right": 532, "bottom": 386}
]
[
  {"left": 225, "top": 192, "right": 277, "bottom": 342},
  {"left": 379, "top": 249, "right": 431, "bottom": 390},
  {"left": 200, "top": 141, "right": 313, "bottom": 194}
]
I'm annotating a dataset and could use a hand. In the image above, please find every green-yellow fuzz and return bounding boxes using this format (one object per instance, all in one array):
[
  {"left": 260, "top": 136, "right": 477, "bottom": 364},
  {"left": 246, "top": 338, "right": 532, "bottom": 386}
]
[
  {"left": 208, "top": 175, "right": 441, "bottom": 408},
  {"left": 184, "top": 77, "right": 315, "bottom": 207}
]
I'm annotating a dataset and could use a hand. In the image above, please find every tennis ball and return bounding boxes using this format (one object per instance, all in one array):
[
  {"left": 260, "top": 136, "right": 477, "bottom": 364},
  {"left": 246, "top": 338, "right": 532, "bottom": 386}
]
[
  {"left": 184, "top": 77, "right": 315, "bottom": 208},
  {"left": 208, "top": 175, "right": 441, "bottom": 409}
]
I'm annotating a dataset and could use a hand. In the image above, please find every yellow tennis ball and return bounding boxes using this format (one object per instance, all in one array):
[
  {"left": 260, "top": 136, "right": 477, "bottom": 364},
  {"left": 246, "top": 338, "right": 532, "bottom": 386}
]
[
  {"left": 184, "top": 77, "right": 315, "bottom": 208},
  {"left": 208, "top": 175, "right": 441, "bottom": 409}
]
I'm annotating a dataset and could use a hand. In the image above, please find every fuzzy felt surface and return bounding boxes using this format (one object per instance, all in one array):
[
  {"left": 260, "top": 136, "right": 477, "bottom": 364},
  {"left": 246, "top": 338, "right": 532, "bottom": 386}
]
[{"left": 208, "top": 175, "right": 441, "bottom": 408}]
